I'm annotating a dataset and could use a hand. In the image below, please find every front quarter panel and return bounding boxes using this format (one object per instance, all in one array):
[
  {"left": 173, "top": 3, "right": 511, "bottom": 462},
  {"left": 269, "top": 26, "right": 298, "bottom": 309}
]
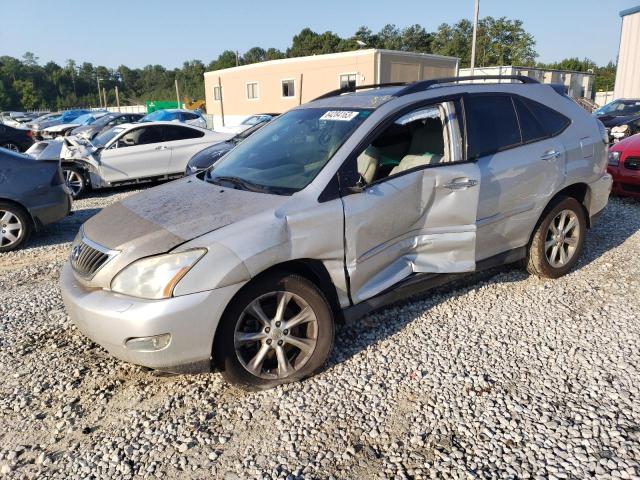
[{"left": 175, "top": 194, "right": 349, "bottom": 307}]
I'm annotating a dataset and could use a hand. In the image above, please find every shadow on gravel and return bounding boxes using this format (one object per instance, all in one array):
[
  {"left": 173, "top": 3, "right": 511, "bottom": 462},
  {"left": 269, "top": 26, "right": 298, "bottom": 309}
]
[{"left": 327, "top": 196, "right": 640, "bottom": 371}]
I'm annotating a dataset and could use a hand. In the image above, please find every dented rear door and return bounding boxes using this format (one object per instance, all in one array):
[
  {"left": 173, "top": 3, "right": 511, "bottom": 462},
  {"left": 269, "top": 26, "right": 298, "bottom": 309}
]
[{"left": 342, "top": 163, "right": 480, "bottom": 304}]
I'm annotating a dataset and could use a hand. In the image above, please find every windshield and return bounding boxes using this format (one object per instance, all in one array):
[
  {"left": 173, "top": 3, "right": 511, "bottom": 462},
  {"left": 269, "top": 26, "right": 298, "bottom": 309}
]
[
  {"left": 206, "top": 108, "right": 370, "bottom": 194},
  {"left": 234, "top": 120, "right": 268, "bottom": 142},
  {"left": 61, "top": 111, "right": 87, "bottom": 122},
  {"left": 241, "top": 115, "right": 270, "bottom": 125},
  {"left": 595, "top": 100, "right": 640, "bottom": 117},
  {"left": 92, "top": 114, "right": 118, "bottom": 127},
  {"left": 140, "top": 110, "right": 177, "bottom": 122},
  {"left": 93, "top": 126, "right": 126, "bottom": 148}
]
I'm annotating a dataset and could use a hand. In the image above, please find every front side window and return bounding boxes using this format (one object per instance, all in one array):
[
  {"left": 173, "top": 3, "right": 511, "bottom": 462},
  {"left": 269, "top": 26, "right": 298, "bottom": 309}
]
[
  {"left": 354, "top": 100, "right": 463, "bottom": 184},
  {"left": 339, "top": 74, "right": 357, "bottom": 91},
  {"left": 116, "top": 126, "right": 163, "bottom": 148},
  {"left": 466, "top": 95, "right": 521, "bottom": 159},
  {"left": 247, "top": 82, "right": 259, "bottom": 100},
  {"left": 282, "top": 79, "right": 295, "bottom": 98},
  {"left": 206, "top": 108, "right": 370, "bottom": 194}
]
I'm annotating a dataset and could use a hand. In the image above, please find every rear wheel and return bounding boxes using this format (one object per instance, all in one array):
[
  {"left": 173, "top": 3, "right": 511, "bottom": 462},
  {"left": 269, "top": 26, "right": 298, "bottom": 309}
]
[
  {"left": 214, "top": 273, "right": 334, "bottom": 390},
  {"left": 62, "top": 165, "right": 87, "bottom": 197},
  {"left": 526, "top": 196, "right": 586, "bottom": 278},
  {"left": 1, "top": 143, "right": 20, "bottom": 152},
  {"left": 0, "top": 202, "right": 31, "bottom": 252}
]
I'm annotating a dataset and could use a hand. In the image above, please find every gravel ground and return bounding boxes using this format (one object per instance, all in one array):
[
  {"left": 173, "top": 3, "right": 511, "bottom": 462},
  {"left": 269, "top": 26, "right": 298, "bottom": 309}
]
[{"left": 1, "top": 187, "right": 639, "bottom": 480}]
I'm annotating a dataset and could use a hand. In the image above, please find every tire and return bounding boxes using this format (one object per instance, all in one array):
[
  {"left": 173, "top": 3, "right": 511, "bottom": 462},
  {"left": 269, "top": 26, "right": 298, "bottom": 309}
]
[
  {"left": 62, "top": 165, "right": 87, "bottom": 198},
  {"left": 526, "top": 196, "right": 587, "bottom": 279},
  {"left": 0, "top": 202, "right": 32, "bottom": 252},
  {"left": 214, "top": 273, "right": 334, "bottom": 390},
  {"left": 1, "top": 143, "right": 21, "bottom": 153}
]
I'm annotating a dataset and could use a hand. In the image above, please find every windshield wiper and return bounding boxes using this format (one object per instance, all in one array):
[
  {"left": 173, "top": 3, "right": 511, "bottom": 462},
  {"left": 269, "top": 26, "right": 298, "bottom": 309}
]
[{"left": 207, "top": 174, "right": 267, "bottom": 192}]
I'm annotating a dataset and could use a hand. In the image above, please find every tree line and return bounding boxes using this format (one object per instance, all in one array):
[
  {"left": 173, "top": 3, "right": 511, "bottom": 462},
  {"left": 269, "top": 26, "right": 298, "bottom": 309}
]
[{"left": 0, "top": 17, "right": 616, "bottom": 111}]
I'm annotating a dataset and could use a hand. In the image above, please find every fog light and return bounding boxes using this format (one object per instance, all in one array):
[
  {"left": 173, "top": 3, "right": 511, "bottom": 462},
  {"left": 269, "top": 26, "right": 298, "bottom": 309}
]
[{"left": 125, "top": 333, "right": 171, "bottom": 352}]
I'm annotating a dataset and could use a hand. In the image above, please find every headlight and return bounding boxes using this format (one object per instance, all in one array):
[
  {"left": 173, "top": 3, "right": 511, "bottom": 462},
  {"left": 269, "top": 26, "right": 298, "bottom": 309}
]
[
  {"left": 608, "top": 151, "right": 621, "bottom": 166},
  {"left": 111, "top": 249, "right": 206, "bottom": 299}
]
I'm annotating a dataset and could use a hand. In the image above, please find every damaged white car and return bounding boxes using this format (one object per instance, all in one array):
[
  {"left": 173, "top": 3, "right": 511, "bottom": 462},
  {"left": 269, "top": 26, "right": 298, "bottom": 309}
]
[
  {"left": 60, "top": 121, "right": 232, "bottom": 196},
  {"left": 61, "top": 76, "right": 612, "bottom": 389}
]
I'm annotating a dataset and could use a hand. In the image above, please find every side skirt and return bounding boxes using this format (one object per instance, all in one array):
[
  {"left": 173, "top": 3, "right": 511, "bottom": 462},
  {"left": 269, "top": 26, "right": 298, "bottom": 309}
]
[{"left": 342, "top": 246, "right": 526, "bottom": 324}]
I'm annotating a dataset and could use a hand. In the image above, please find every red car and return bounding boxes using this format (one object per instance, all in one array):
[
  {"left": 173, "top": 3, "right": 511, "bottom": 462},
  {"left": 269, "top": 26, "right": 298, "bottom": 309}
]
[{"left": 608, "top": 133, "right": 640, "bottom": 198}]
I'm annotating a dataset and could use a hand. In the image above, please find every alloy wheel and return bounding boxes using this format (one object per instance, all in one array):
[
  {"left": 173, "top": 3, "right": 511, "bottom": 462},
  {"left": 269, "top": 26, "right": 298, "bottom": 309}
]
[
  {"left": 0, "top": 210, "right": 23, "bottom": 248},
  {"left": 2, "top": 143, "right": 20, "bottom": 152},
  {"left": 545, "top": 209, "right": 580, "bottom": 268},
  {"left": 64, "top": 169, "right": 83, "bottom": 196},
  {"left": 234, "top": 291, "right": 318, "bottom": 379}
]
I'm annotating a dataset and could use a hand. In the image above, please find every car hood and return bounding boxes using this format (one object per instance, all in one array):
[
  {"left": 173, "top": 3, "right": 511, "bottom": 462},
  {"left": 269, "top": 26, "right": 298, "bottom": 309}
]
[
  {"left": 82, "top": 176, "right": 290, "bottom": 254},
  {"left": 33, "top": 119, "right": 62, "bottom": 130},
  {"left": 596, "top": 114, "right": 640, "bottom": 127}
]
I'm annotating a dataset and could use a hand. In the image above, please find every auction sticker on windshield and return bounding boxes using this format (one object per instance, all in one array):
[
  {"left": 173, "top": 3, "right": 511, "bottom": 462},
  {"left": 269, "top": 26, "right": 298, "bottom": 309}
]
[{"left": 320, "top": 111, "right": 360, "bottom": 121}]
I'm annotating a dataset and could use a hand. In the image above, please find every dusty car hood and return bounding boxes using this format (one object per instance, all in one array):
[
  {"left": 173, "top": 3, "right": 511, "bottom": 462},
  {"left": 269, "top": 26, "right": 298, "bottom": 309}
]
[{"left": 82, "top": 176, "right": 290, "bottom": 254}]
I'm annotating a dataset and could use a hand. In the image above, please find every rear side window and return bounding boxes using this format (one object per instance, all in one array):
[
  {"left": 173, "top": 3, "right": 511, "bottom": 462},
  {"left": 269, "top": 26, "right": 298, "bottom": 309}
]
[
  {"left": 513, "top": 97, "right": 547, "bottom": 143},
  {"left": 465, "top": 95, "right": 521, "bottom": 159},
  {"left": 520, "top": 97, "right": 570, "bottom": 136},
  {"left": 164, "top": 126, "right": 205, "bottom": 141}
]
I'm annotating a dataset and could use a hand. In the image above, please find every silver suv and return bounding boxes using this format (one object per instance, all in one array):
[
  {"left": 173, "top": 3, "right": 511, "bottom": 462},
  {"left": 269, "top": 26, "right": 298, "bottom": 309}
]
[{"left": 61, "top": 76, "right": 612, "bottom": 389}]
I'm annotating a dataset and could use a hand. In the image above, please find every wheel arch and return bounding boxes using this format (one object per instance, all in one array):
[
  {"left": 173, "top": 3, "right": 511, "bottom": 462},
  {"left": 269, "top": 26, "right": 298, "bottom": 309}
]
[
  {"left": 0, "top": 197, "right": 36, "bottom": 229},
  {"left": 214, "top": 258, "right": 344, "bottom": 348}
]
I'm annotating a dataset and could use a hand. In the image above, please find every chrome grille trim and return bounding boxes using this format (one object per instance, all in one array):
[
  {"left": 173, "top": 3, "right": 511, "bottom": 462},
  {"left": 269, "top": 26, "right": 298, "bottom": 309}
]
[{"left": 70, "top": 234, "right": 119, "bottom": 279}]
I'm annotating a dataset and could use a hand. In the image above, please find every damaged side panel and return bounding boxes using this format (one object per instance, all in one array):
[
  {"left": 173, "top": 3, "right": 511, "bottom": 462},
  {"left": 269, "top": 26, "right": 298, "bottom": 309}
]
[{"left": 342, "top": 163, "right": 480, "bottom": 304}]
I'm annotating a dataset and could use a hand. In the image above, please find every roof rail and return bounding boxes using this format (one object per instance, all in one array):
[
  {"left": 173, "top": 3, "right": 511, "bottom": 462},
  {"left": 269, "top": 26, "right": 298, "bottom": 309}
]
[
  {"left": 395, "top": 75, "right": 540, "bottom": 97},
  {"left": 312, "top": 82, "right": 407, "bottom": 102}
]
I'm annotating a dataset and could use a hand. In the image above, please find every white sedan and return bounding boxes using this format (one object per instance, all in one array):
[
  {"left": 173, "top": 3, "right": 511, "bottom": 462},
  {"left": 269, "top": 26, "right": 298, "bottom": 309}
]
[{"left": 60, "top": 121, "right": 232, "bottom": 196}]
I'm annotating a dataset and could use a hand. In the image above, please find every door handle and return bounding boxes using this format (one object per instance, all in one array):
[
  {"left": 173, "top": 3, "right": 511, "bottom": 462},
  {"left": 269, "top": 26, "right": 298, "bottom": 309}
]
[
  {"left": 155, "top": 145, "right": 168, "bottom": 151},
  {"left": 540, "top": 149, "right": 562, "bottom": 161},
  {"left": 444, "top": 179, "right": 478, "bottom": 190}
]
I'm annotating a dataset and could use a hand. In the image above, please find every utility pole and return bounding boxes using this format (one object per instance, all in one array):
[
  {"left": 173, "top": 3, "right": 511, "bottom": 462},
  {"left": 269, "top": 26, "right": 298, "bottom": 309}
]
[
  {"left": 175, "top": 79, "right": 181, "bottom": 109},
  {"left": 470, "top": 0, "right": 480, "bottom": 76},
  {"left": 115, "top": 85, "right": 121, "bottom": 112},
  {"left": 236, "top": 51, "right": 239, "bottom": 67},
  {"left": 97, "top": 77, "right": 103, "bottom": 108},
  {"left": 102, "top": 87, "right": 107, "bottom": 109}
]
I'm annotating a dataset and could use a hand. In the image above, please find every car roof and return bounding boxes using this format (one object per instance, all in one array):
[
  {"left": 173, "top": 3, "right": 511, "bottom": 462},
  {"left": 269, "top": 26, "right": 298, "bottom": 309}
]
[{"left": 115, "top": 121, "right": 213, "bottom": 133}]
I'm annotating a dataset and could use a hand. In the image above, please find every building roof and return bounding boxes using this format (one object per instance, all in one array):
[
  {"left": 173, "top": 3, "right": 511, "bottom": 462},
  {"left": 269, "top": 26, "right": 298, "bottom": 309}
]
[
  {"left": 620, "top": 5, "right": 640, "bottom": 17},
  {"left": 204, "top": 49, "right": 458, "bottom": 76}
]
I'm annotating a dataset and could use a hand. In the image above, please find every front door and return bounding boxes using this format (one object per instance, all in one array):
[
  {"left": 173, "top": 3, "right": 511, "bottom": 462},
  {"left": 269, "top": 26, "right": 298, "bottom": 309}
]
[
  {"left": 99, "top": 125, "right": 170, "bottom": 183},
  {"left": 340, "top": 100, "right": 481, "bottom": 304}
]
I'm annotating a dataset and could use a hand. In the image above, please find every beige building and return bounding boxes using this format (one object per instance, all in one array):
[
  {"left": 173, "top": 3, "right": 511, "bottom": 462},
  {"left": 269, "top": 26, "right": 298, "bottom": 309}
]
[
  {"left": 614, "top": 5, "right": 640, "bottom": 99},
  {"left": 204, "top": 49, "right": 459, "bottom": 128},
  {"left": 459, "top": 66, "right": 595, "bottom": 99}
]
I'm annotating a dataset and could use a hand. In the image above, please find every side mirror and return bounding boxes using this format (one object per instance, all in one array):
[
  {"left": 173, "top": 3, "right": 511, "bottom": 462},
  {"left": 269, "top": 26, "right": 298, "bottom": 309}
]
[{"left": 338, "top": 171, "right": 368, "bottom": 195}]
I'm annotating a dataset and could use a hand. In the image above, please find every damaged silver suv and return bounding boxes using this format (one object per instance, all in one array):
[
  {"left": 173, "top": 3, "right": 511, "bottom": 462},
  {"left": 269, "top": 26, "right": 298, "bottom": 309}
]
[{"left": 61, "top": 76, "right": 612, "bottom": 389}]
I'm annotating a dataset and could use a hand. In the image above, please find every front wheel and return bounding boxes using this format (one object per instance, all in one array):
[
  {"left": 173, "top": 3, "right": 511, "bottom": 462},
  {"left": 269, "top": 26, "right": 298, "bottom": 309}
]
[
  {"left": 62, "top": 166, "right": 87, "bottom": 197},
  {"left": 214, "top": 273, "right": 334, "bottom": 390},
  {"left": 526, "top": 196, "right": 586, "bottom": 279}
]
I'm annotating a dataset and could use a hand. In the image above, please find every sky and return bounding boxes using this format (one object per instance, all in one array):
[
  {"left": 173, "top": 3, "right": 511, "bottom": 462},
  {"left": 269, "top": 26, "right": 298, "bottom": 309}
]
[{"left": 0, "top": 0, "right": 637, "bottom": 69}]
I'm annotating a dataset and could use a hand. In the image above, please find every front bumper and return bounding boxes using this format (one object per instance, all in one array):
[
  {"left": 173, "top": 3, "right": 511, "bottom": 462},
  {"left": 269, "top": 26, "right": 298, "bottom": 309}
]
[
  {"left": 608, "top": 164, "right": 640, "bottom": 198},
  {"left": 60, "top": 263, "right": 244, "bottom": 372}
]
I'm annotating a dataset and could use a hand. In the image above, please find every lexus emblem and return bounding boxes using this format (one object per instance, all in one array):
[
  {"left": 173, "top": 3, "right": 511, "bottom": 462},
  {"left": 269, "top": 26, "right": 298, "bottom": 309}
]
[{"left": 71, "top": 245, "right": 82, "bottom": 262}]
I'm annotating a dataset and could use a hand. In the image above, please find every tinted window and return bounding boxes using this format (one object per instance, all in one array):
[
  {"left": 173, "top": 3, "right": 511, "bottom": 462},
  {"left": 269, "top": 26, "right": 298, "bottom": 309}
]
[
  {"left": 181, "top": 112, "right": 199, "bottom": 121},
  {"left": 466, "top": 95, "right": 521, "bottom": 159},
  {"left": 513, "top": 97, "right": 547, "bottom": 143},
  {"left": 164, "top": 126, "right": 204, "bottom": 141},
  {"left": 117, "top": 126, "right": 163, "bottom": 147},
  {"left": 522, "top": 98, "right": 570, "bottom": 136}
]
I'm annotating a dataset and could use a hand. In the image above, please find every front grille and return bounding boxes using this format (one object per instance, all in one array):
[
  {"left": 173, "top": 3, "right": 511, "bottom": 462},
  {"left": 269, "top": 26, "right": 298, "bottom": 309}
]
[
  {"left": 70, "top": 236, "right": 116, "bottom": 278},
  {"left": 624, "top": 157, "right": 640, "bottom": 171}
]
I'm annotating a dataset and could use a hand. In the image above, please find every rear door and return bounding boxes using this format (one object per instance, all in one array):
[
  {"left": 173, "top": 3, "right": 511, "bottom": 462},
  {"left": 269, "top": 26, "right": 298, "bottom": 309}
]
[
  {"left": 162, "top": 125, "right": 210, "bottom": 173},
  {"left": 469, "top": 93, "right": 569, "bottom": 261},
  {"left": 340, "top": 100, "right": 481, "bottom": 304},
  {"left": 99, "top": 125, "right": 170, "bottom": 182}
]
